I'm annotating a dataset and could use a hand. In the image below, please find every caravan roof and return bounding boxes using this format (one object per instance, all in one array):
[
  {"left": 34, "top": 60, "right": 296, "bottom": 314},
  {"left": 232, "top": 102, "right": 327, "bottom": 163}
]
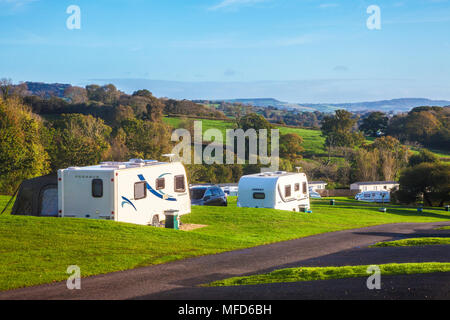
[
  {"left": 243, "top": 171, "right": 299, "bottom": 180},
  {"left": 65, "top": 159, "right": 168, "bottom": 172}
]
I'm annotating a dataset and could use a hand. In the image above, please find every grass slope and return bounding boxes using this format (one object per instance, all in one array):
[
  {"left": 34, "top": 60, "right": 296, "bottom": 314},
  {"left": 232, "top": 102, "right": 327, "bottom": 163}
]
[
  {"left": 0, "top": 196, "right": 449, "bottom": 291},
  {"left": 0, "top": 196, "right": 15, "bottom": 216},
  {"left": 372, "top": 237, "right": 450, "bottom": 247},
  {"left": 163, "top": 117, "right": 328, "bottom": 156},
  {"left": 206, "top": 263, "right": 450, "bottom": 287},
  {"left": 163, "top": 116, "right": 449, "bottom": 160}
]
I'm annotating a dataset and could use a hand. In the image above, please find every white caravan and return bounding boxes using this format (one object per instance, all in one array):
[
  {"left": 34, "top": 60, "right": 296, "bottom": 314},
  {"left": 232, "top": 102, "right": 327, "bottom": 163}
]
[
  {"left": 58, "top": 159, "right": 191, "bottom": 226},
  {"left": 221, "top": 186, "right": 239, "bottom": 197},
  {"left": 355, "top": 191, "right": 390, "bottom": 203},
  {"left": 237, "top": 171, "right": 310, "bottom": 212}
]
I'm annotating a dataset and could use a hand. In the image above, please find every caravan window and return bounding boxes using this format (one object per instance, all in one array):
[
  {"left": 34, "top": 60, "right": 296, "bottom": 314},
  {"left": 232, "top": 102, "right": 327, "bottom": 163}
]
[
  {"left": 303, "top": 182, "right": 308, "bottom": 194},
  {"left": 294, "top": 184, "right": 300, "bottom": 192},
  {"left": 253, "top": 193, "right": 266, "bottom": 199},
  {"left": 156, "top": 178, "right": 165, "bottom": 190},
  {"left": 92, "top": 179, "right": 103, "bottom": 198},
  {"left": 285, "top": 185, "right": 292, "bottom": 198},
  {"left": 174, "top": 175, "right": 186, "bottom": 193},
  {"left": 134, "top": 182, "right": 147, "bottom": 200}
]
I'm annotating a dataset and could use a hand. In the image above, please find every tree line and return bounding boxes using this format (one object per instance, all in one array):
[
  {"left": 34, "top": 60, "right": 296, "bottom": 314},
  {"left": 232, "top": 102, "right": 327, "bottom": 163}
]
[{"left": 0, "top": 82, "right": 305, "bottom": 195}]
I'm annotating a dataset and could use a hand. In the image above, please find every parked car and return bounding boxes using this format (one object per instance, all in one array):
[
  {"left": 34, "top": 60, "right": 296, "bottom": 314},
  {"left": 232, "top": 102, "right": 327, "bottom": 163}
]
[{"left": 190, "top": 185, "right": 228, "bottom": 207}]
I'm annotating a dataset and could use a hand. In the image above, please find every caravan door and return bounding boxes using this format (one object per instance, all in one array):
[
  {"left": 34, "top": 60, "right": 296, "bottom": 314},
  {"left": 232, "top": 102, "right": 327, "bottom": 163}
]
[{"left": 39, "top": 185, "right": 58, "bottom": 217}]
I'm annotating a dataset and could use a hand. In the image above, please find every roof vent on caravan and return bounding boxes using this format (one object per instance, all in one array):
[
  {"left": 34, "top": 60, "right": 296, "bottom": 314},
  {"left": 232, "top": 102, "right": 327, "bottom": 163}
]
[
  {"left": 129, "top": 159, "right": 145, "bottom": 163},
  {"left": 162, "top": 154, "right": 176, "bottom": 162},
  {"left": 144, "top": 160, "right": 158, "bottom": 166},
  {"left": 68, "top": 167, "right": 81, "bottom": 170},
  {"left": 100, "top": 162, "right": 126, "bottom": 169}
]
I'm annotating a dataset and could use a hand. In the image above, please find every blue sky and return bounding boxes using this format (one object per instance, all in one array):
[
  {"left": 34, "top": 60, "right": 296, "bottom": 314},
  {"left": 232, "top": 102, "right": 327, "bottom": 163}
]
[{"left": 1, "top": 0, "right": 450, "bottom": 102}]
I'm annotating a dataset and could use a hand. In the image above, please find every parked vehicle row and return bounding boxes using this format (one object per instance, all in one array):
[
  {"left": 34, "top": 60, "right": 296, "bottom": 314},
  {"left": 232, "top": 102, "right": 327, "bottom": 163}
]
[{"left": 14, "top": 155, "right": 404, "bottom": 228}]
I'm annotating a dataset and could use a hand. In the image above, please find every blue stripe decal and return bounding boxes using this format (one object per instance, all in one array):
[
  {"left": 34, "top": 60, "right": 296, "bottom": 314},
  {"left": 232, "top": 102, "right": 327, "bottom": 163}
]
[
  {"left": 121, "top": 196, "right": 137, "bottom": 211},
  {"left": 138, "top": 174, "right": 177, "bottom": 202}
]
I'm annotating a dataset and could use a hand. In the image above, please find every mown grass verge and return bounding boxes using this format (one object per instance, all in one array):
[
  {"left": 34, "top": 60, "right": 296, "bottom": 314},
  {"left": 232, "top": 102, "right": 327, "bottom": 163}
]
[
  {"left": 205, "top": 263, "right": 450, "bottom": 287},
  {"left": 371, "top": 237, "right": 450, "bottom": 247}
]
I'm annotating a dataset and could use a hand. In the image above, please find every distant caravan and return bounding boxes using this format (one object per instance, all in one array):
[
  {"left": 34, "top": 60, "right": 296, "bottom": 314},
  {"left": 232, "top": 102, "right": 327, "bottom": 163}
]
[
  {"left": 237, "top": 171, "right": 310, "bottom": 212},
  {"left": 355, "top": 191, "right": 390, "bottom": 203},
  {"left": 58, "top": 159, "right": 191, "bottom": 226}
]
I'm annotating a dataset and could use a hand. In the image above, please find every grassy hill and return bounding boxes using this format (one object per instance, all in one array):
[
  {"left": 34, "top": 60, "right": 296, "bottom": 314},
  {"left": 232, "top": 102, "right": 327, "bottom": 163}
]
[
  {"left": 163, "top": 116, "right": 449, "bottom": 161},
  {"left": 163, "top": 117, "right": 328, "bottom": 156},
  {"left": 0, "top": 195, "right": 449, "bottom": 291}
]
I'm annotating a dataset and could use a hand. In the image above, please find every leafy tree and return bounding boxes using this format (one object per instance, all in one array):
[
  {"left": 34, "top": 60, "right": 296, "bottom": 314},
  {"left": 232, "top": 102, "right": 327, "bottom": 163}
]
[
  {"left": 321, "top": 110, "right": 364, "bottom": 160},
  {"left": 280, "top": 133, "right": 304, "bottom": 163},
  {"left": 0, "top": 97, "right": 50, "bottom": 194},
  {"left": 395, "top": 162, "right": 450, "bottom": 207},
  {"left": 121, "top": 119, "right": 172, "bottom": 160},
  {"left": 64, "top": 86, "right": 88, "bottom": 104},
  {"left": 360, "top": 112, "right": 388, "bottom": 137},
  {"left": 409, "top": 149, "right": 440, "bottom": 167},
  {"left": 387, "top": 107, "right": 450, "bottom": 151},
  {"left": 237, "top": 113, "right": 273, "bottom": 131},
  {"left": 85, "top": 84, "right": 121, "bottom": 104},
  {"left": 351, "top": 149, "right": 379, "bottom": 182},
  {"left": 48, "top": 114, "right": 112, "bottom": 170}
]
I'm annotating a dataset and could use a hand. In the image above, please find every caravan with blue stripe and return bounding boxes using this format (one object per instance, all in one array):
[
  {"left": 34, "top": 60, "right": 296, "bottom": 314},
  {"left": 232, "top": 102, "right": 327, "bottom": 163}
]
[{"left": 58, "top": 158, "right": 191, "bottom": 227}]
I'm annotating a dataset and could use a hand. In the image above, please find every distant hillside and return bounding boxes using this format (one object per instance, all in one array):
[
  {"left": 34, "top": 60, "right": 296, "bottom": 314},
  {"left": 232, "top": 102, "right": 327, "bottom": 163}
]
[
  {"left": 214, "top": 98, "right": 450, "bottom": 113},
  {"left": 14, "top": 82, "right": 450, "bottom": 114},
  {"left": 23, "top": 82, "right": 71, "bottom": 99},
  {"left": 305, "top": 98, "right": 450, "bottom": 113},
  {"left": 215, "top": 98, "right": 322, "bottom": 112}
]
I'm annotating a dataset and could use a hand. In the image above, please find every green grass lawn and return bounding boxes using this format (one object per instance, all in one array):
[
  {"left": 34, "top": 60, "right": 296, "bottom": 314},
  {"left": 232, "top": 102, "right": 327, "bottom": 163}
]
[
  {"left": 436, "top": 226, "right": 450, "bottom": 230},
  {"left": 205, "top": 263, "right": 450, "bottom": 287},
  {"left": 0, "top": 195, "right": 15, "bottom": 215},
  {"left": 371, "top": 238, "right": 450, "bottom": 247},
  {"left": 0, "top": 195, "right": 449, "bottom": 291}
]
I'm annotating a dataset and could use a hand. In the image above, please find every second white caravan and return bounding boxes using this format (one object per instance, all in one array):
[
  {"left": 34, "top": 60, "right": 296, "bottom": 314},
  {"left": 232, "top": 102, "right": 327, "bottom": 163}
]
[
  {"left": 237, "top": 171, "right": 310, "bottom": 212},
  {"left": 355, "top": 191, "right": 390, "bottom": 203},
  {"left": 58, "top": 159, "right": 191, "bottom": 226}
]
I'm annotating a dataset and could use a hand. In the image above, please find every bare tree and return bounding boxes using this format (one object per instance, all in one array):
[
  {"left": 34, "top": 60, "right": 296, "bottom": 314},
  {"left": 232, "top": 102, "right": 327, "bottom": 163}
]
[{"left": 0, "top": 78, "right": 13, "bottom": 100}]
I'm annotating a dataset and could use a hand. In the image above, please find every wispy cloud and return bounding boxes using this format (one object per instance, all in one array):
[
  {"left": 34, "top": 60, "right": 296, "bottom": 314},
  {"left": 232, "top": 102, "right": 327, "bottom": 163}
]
[
  {"left": 0, "top": 0, "right": 38, "bottom": 14},
  {"left": 208, "top": 0, "right": 268, "bottom": 11}
]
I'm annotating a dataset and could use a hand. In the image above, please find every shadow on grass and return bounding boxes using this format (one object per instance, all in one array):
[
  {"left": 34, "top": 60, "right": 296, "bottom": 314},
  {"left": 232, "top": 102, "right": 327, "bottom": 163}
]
[{"left": 333, "top": 205, "right": 450, "bottom": 221}]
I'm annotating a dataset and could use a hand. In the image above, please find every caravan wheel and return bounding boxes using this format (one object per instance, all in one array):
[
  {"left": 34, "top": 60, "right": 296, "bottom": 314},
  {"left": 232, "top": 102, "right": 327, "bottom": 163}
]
[{"left": 152, "top": 215, "right": 160, "bottom": 227}]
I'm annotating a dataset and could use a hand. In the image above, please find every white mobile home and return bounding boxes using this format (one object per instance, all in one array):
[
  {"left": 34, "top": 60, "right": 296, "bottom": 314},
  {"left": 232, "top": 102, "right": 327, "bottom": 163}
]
[
  {"left": 350, "top": 181, "right": 399, "bottom": 192},
  {"left": 309, "top": 181, "right": 328, "bottom": 191},
  {"left": 237, "top": 172, "right": 310, "bottom": 212},
  {"left": 58, "top": 159, "right": 191, "bottom": 226}
]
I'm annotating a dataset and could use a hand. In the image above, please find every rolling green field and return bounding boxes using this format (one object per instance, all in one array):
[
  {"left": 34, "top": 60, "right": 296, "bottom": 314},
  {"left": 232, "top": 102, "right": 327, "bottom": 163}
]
[
  {"left": 163, "top": 116, "right": 449, "bottom": 160},
  {"left": 163, "top": 117, "right": 327, "bottom": 155},
  {"left": 0, "top": 195, "right": 449, "bottom": 291},
  {"left": 206, "top": 263, "right": 450, "bottom": 287}
]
